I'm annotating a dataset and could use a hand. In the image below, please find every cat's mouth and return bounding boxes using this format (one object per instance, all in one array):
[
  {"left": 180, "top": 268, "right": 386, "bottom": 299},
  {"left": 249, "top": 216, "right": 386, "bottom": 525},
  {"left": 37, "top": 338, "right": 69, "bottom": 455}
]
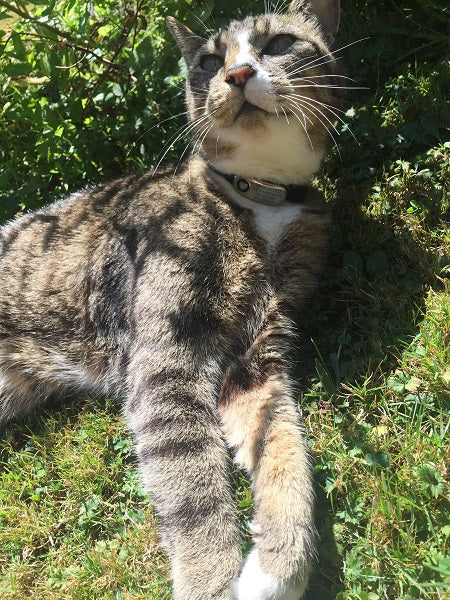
[
  {"left": 240, "top": 101, "right": 265, "bottom": 113},
  {"left": 235, "top": 101, "right": 269, "bottom": 121},
  {"left": 208, "top": 91, "right": 273, "bottom": 129}
]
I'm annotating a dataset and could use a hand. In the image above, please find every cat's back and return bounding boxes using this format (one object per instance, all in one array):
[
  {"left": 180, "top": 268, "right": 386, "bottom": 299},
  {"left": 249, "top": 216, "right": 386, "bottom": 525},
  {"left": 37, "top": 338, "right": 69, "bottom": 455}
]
[
  {"left": 0, "top": 161, "right": 265, "bottom": 341},
  {"left": 0, "top": 160, "right": 270, "bottom": 405},
  {"left": 0, "top": 170, "right": 161, "bottom": 323},
  {"left": 0, "top": 161, "right": 253, "bottom": 262},
  {"left": 0, "top": 165, "right": 195, "bottom": 258}
]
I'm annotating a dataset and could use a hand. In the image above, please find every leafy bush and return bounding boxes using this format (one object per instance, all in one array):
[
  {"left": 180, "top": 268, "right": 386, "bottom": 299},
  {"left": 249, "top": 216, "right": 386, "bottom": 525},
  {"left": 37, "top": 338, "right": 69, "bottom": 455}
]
[{"left": 0, "top": 0, "right": 256, "bottom": 220}]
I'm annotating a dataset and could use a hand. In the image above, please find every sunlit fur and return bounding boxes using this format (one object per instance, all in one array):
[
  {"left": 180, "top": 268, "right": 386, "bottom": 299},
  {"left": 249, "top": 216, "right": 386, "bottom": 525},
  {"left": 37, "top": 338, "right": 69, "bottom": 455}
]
[
  {"left": 1, "top": 2, "right": 343, "bottom": 600},
  {"left": 168, "top": 3, "right": 344, "bottom": 185}
]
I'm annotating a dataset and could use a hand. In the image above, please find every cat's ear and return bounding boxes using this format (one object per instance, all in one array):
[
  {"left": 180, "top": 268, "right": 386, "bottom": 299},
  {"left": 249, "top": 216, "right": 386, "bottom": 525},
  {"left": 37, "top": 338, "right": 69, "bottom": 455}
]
[
  {"left": 166, "top": 17, "right": 204, "bottom": 64},
  {"left": 288, "top": 0, "right": 340, "bottom": 46}
]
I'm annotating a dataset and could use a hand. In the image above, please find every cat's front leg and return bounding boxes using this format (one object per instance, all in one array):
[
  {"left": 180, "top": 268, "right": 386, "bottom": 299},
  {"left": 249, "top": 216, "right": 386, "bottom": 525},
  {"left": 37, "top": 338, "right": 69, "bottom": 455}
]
[
  {"left": 219, "top": 338, "right": 316, "bottom": 600},
  {"left": 125, "top": 351, "right": 242, "bottom": 600}
]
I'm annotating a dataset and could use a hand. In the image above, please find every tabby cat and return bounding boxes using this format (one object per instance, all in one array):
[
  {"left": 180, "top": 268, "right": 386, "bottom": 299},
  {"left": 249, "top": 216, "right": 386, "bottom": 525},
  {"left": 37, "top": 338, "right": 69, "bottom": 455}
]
[{"left": 0, "top": 1, "right": 343, "bottom": 598}]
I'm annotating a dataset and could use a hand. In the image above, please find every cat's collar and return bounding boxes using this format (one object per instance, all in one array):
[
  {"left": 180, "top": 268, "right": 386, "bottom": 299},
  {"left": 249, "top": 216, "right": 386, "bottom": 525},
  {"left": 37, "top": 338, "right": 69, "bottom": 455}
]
[{"left": 208, "top": 166, "right": 307, "bottom": 207}]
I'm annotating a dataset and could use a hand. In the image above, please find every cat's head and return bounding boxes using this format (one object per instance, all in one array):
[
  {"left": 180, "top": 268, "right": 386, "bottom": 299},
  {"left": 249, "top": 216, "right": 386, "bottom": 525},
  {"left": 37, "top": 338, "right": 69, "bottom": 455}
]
[{"left": 167, "top": 0, "right": 342, "bottom": 185}]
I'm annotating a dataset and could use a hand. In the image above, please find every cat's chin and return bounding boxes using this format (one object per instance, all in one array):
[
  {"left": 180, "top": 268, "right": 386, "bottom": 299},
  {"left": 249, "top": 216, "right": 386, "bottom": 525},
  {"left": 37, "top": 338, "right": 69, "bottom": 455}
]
[{"left": 203, "top": 112, "right": 324, "bottom": 185}]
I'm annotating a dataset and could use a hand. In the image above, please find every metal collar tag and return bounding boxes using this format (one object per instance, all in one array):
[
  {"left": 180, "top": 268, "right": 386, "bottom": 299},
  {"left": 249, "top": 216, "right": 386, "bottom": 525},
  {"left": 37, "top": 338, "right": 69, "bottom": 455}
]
[{"left": 232, "top": 176, "right": 287, "bottom": 206}]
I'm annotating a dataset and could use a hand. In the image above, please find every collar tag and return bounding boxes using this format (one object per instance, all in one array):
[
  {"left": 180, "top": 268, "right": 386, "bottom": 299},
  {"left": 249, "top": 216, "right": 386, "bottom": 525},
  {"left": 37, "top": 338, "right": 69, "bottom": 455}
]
[{"left": 232, "top": 176, "right": 287, "bottom": 206}]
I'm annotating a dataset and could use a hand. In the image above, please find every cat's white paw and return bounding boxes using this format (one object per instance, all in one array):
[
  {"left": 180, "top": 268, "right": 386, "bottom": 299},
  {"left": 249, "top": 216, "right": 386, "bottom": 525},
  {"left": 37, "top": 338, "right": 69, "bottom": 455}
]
[{"left": 230, "top": 549, "right": 307, "bottom": 600}]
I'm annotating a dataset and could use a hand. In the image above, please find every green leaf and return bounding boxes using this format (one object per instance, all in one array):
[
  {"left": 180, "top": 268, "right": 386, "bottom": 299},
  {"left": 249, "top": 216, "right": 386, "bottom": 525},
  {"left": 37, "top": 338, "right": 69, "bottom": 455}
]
[
  {"left": 365, "top": 452, "right": 391, "bottom": 468},
  {"left": 416, "top": 464, "right": 444, "bottom": 498},
  {"left": 315, "top": 358, "right": 337, "bottom": 396},
  {"left": 40, "top": 0, "right": 57, "bottom": 18},
  {"left": 69, "top": 97, "right": 83, "bottom": 123},
  {"left": 178, "top": 56, "right": 188, "bottom": 78},
  {"left": 53, "top": 125, "right": 64, "bottom": 137},
  {"left": 324, "top": 476, "right": 336, "bottom": 493},
  {"left": 366, "top": 250, "right": 387, "bottom": 277},
  {"left": 11, "top": 32, "right": 27, "bottom": 61},
  {"left": 40, "top": 51, "right": 52, "bottom": 76},
  {"left": 388, "top": 370, "right": 410, "bottom": 395},
  {"left": 237, "top": 497, "right": 253, "bottom": 510},
  {"left": 34, "top": 23, "right": 58, "bottom": 40},
  {"left": 4, "top": 62, "right": 33, "bottom": 76},
  {"left": 342, "top": 250, "right": 363, "bottom": 274},
  {"left": 132, "top": 36, "right": 153, "bottom": 68},
  {"left": 349, "top": 447, "right": 363, "bottom": 457},
  {"left": 329, "top": 352, "right": 341, "bottom": 383}
]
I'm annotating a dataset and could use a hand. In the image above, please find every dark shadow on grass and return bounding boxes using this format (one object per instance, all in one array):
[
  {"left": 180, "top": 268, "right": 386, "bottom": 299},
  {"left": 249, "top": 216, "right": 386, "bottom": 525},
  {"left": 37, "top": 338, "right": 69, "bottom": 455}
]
[
  {"left": 291, "top": 22, "right": 449, "bottom": 591},
  {"left": 291, "top": 205, "right": 432, "bottom": 600},
  {"left": 304, "top": 479, "right": 346, "bottom": 600}
]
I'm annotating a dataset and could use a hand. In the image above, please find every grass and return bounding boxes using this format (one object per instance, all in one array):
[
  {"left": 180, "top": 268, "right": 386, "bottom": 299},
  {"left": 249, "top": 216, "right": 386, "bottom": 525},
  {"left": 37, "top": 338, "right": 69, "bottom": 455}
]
[
  {"left": 1, "top": 0, "right": 449, "bottom": 599},
  {"left": 0, "top": 400, "right": 171, "bottom": 599},
  {"left": 304, "top": 288, "right": 449, "bottom": 599}
]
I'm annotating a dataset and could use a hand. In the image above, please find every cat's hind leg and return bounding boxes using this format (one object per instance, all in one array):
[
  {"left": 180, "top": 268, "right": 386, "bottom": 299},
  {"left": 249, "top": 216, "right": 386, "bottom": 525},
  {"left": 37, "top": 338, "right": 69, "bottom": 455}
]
[
  {"left": 219, "top": 326, "right": 317, "bottom": 600},
  {"left": 0, "top": 355, "right": 58, "bottom": 427},
  {"left": 0, "top": 338, "right": 46, "bottom": 426},
  {"left": 0, "top": 338, "right": 100, "bottom": 427}
]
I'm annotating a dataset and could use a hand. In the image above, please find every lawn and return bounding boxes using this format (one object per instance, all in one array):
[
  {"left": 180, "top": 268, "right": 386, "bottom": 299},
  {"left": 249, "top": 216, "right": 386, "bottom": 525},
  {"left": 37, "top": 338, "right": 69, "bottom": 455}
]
[{"left": 0, "top": 1, "right": 449, "bottom": 599}]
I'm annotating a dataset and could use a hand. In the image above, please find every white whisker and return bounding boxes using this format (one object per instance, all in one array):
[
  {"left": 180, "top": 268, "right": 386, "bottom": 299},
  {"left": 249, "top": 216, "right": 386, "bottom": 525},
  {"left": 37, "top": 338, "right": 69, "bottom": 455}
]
[
  {"left": 291, "top": 97, "right": 342, "bottom": 158},
  {"left": 289, "top": 93, "right": 359, "bottom": 143},
  {"left": 182, "top": 8, "right": 214, "bottom": 37},
  {"left": 292, "top": 74, "right": 358, "bottom": 83},
  {"left": 152, "top": 113, "right": 211, "bottom": 176},
  {"left": 174, "top": 139, "right": 194, "bottom": 175},
  {"left": 196, "top": 122, "right": 216, "bottom": 155},
  {"left": 279, "top": 95, "right": 314, "bottom": 151},
  {"left": 126, "top": 106, "right": 208, "bottom": 159},
  {"left": 272, "top": 0, "right": 291, "bottom": 15},
  {"left": 287, "top": 55, "right": 344, "bottom": 76},
  {"left": 290, "top": 83, "right": 367, "bottom": 90},
  {"left": 173, "top": 114, "right": 213, "bottom": 175},
  {"left": 280, "top": 95, "right": 314, "bottom": 127},
  {"left": 191, "top": 120, "right": 213, "bottom": 155},
  {"left": 285, "top": 93, "right": 339, "bottom": 135},
  {"left": 280, "top": 104, "right": 290, "bottom": 125},
  {"left": 287, "top": 36, "right": 369, "bottom": 76}
]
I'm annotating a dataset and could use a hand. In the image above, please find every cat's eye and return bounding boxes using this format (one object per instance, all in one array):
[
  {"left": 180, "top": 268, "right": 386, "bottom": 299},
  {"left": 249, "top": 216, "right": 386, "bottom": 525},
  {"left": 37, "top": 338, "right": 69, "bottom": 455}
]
[
  {"left": 263, "top": 34, "right": 296, "bottom": 55},
  {"left": 200, "top": 54, "right": 224, "bottom": 72}
]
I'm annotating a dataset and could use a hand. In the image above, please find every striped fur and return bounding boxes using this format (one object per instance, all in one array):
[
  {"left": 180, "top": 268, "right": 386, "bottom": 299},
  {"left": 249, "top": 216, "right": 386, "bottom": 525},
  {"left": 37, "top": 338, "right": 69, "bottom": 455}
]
[{"left": 0, "top": 2, "right": 342, "bottom": 598}]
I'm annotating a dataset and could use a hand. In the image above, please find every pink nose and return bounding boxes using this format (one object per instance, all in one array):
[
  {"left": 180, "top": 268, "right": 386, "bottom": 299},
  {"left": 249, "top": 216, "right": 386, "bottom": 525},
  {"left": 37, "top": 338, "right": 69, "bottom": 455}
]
[{"left": 226, "top": 64, "right": 255, "bottom": 86}]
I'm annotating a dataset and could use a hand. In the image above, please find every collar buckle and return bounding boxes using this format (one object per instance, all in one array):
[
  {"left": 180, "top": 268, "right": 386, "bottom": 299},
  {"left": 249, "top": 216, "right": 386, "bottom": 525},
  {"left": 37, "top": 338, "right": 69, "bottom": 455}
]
[{"left": 232, "top": 176, "right": 287, "bottom": 206}]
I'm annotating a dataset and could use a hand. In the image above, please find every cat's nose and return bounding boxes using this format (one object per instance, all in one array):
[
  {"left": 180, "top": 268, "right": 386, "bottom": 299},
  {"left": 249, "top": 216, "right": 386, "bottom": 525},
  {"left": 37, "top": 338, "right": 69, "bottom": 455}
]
[{"left": 226, "top": 64, "right": 255, "bottom": 87}]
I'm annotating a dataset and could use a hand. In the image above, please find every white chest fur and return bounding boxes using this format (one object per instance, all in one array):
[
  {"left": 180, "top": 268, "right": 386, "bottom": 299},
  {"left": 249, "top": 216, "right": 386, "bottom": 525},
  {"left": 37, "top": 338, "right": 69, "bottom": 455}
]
[
  {"left": 234, "top": 192, "right": 303, "bottom": 249},
  {"left": 211, "top": 174, "right": 303, "bottom": 250},
  {"left": 254, "top": 202, "right": 303, "bottom": 249}
]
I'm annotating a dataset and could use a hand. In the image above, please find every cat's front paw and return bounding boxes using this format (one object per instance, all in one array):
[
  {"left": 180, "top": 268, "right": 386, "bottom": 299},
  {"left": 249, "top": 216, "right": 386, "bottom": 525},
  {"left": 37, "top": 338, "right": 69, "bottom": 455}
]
[{"left": 230, "top": 549, "right": 307, "bottom": 600}]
